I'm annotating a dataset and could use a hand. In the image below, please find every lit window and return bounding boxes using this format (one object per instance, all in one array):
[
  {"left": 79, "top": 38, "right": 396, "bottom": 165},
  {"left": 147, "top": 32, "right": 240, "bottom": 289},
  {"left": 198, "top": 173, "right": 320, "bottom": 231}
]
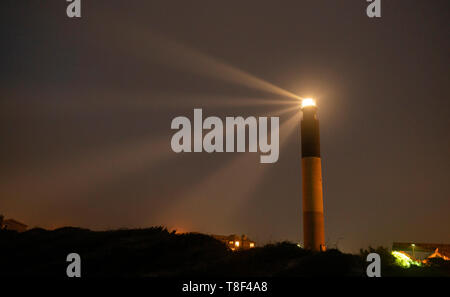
[
  {"left": 235, "top": 241, "right": 240, "bottom": 247},
  {"left": 249, "top": 243, "right": 255, "bottom": 248}
]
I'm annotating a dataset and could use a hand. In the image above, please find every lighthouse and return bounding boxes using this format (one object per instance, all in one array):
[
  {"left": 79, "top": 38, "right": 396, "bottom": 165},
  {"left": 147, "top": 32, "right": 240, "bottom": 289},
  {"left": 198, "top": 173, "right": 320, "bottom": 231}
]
[{"left": 301, "top": 98, "right": 326, "bottom": 252}]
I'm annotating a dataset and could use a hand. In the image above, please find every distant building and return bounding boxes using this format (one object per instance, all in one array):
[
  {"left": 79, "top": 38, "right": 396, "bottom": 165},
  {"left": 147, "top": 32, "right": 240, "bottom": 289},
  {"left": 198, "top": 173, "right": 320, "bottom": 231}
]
[
  {"left": 212, "top": 234, "right": 256, "bottom": 251},
  {"left": 1, "top": 219, "right": 28, "bottom": 232},
  {"left": 392, "top": 242, "right": 450, "bottom": 260}
]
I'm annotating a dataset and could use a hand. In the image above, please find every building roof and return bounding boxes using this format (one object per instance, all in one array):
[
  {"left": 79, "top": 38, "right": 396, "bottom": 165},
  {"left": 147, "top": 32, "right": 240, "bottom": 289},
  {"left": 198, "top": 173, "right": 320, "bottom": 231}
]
[{"left": 2, "top": 219, "right": 28, "bottom": 227}]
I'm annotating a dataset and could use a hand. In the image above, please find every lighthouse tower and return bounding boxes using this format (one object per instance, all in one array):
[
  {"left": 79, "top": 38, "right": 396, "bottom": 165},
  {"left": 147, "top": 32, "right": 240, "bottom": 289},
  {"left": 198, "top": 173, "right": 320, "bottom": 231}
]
[{"left": 301, "top": 99, "right": 326, "bottom": 252}]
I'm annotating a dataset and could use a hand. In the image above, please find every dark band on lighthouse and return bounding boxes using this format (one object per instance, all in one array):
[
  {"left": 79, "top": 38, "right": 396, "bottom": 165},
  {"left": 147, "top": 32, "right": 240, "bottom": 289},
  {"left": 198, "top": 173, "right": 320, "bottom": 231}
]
[{"left": 301, "top": 106, "right": 320, "bottom": 158}]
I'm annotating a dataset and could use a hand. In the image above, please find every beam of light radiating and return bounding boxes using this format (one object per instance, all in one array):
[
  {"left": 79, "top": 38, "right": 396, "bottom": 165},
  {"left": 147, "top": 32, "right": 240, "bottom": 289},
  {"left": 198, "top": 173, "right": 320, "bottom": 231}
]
[
  {"left": 0, "top": 136, "right": 172, "bottom": 220},
  {"left": 1, "top": 88, "right": 301, "bottom": 230},
  {"left": 1, "top": 88, "right": 299, "bottom": 115},
  {"left": 156, "top": 153, "right": 266, "bottom": 234},
  {"left": 156, "top": 109, "right": 301, "bottom": 234},
  {"left": 278, "top": 109, "right": 302, "bottom": 146},
  {"left": 25, "top": 93, "right": 298, "bottom": 112},
  {"left": 96, "top": 16, "right": 301, "bottom": 100},
  {"left": 2, "top": 13, "right": 310, "bottom": 229}
]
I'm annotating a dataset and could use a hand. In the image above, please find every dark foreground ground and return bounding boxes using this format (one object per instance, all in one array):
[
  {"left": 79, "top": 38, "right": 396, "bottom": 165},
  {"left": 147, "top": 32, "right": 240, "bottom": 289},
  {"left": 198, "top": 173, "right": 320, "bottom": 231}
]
[{"left": 1, "top": 227, "right": 449, "bottom": 277}]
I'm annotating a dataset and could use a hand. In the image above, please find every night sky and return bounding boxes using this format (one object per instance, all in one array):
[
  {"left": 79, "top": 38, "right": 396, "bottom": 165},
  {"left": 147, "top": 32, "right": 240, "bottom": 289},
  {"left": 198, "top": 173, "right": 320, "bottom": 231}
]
[{"left": 1, "top": 1, "right": 449, "bottom": 252}]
